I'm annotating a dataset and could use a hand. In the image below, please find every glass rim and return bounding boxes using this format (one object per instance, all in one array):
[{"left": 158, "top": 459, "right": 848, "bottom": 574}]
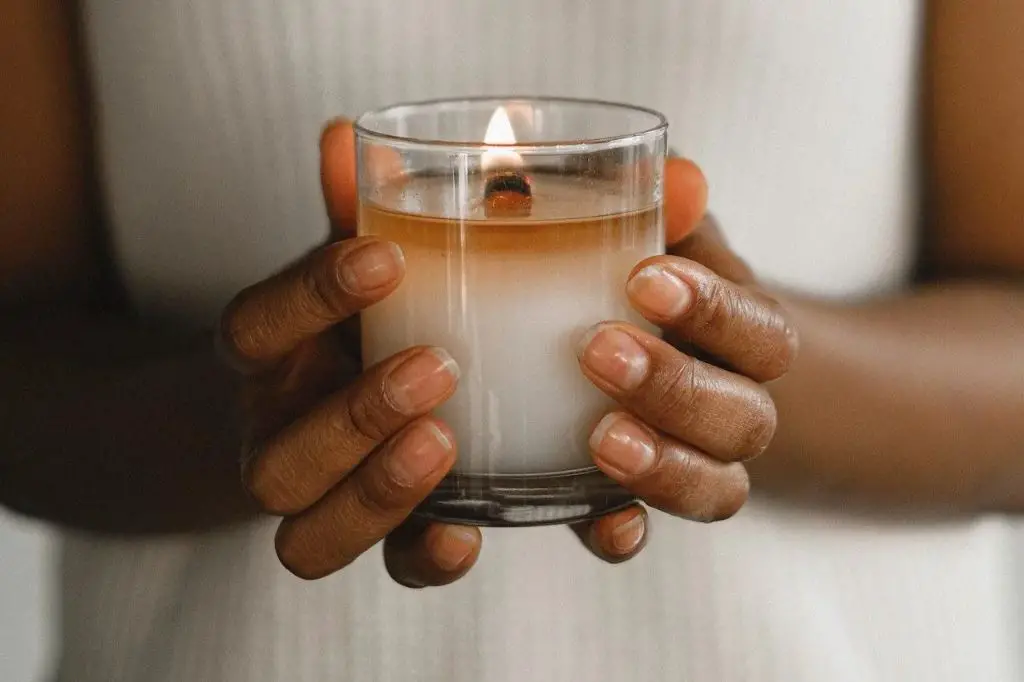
[{"left": 353, "top": 95, "right": 669, "bottom": 154}]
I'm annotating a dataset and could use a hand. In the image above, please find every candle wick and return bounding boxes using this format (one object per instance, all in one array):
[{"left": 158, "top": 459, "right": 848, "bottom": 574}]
[{"left": 484, "top": 169, "right": 533, "bottom": 218}]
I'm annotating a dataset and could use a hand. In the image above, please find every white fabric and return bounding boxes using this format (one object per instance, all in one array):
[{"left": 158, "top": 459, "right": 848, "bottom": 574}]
[{"left": 69, "top": 1, "right": 1022, "bottom": 680}]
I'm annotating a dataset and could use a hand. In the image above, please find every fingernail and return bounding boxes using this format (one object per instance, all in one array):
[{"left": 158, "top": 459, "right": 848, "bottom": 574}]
[
  {"left": 387, "top": 348, "right": 460, "bottom": 414},
  {"left": 578, "top": 326, "right": 650, "bottom": 391},
  {"left": 340, "top": 241, "right": 405, "bottom": 293},
  {"left": 590, "top": 414, "right": 656, "bottom": 477},
  {"left": 319, "top": 116, "right": 349, "bottom": 146},
  {"left": 610, "top": 511, "right": 646, "bottom": 554},
  {"left": 384, "top": 421, "right": 453, "bottom": 486},
  {"left": 428, "top": 525, "right": 478, "bottom": 572},
  {"left": 626, "top": 265, "right": 692, "bottom": 319}
]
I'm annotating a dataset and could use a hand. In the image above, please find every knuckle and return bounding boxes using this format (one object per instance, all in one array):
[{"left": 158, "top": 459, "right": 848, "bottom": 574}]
[
  {"left": 777, "top": 316, "right": 801, "bottom": 373},
  {"left": 753, "top": 297, "right": 801, "bottom": 381},
  {"left": 301, "top": 258, "right": 349, "bottom": 322},
  {"left": 343, "top": 390, "right": 394, "bottom": 444},
  {"left": 649, "top": 358, "right": 703, "bottom": 427},
  {"left": 694, "top": 277, "right": 734, "bottom": 337},
  {"left": 353, "top": 469, "right": 407, "bottom": 519},
  {"left": 657, "top": 448, "right": 708, "bottom": 516},
  {"left": 657, "top": 449, "right": 750, "bottom": 523},
  {"left": 735, "top": 391, "right": 778, "bottom": 460}
]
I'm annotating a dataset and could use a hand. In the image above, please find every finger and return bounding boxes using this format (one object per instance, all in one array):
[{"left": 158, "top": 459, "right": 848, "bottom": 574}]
[
  {"left": 384, "top": 520, "right": 482, "bottom": 588},
  {"left": 589, "top": 412, "right": 749, "bottom": 521},
  {"left": 625, "top": 256, "right": 798, "bottom": 383},
  {"left": 321, "top": 119, "right": 405, "bottom": 237},
  {"left": 669, "top": 214, "right": 755, "bottom": 285},
  {"left": 275, "top": 417, "right": 457, "bottom": 580},
  {"left": 243, "top": 332, "right": 360, "bottom": 446},
  {"left": 664, "top": 157, "right": 709, "bottom": 245},
  {"left": 220, "top": 237, "right": 404, "bottom": 372},
  {"left": 244, "top": 346, "right": 459, "bottom": 515},
  {"left": 320, "top": 119, "right": 358, "bottom": 234},
  {"left": 577, "top": 323, "right": 776, "bottom": 462},
  {"left": 572, "top": 504, "right": 648, "bottom": 564}
]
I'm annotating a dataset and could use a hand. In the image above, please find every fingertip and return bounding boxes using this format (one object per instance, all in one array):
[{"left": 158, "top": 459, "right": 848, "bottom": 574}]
[
  {"left": 424, "top": 523, "right": 482, "bottom": 573},
  {"left": 275, "top": 519, "right": 330, "bottom": 581},
  {"left": 328, "top": 237, "right": 406, "bottom": 299},
  {"left": 625, "top": 261, "right": 695, "bottom": 323},
  {"left": 320, "top": 117, "right": 354, "bottom": 148},
  {"left": 711, "top": 464, "right": 751, "bottom": 522},
  {"left": 665, "top": 157, "right": 709, "bottom": 245},
  {"left": 588, "top": 411, "right": 658, "bottom": 480},
  {"left": 589, "top": 505, "right": 648, "bottom": 563},
  {"left": 321, "top": 119, "right": 358, "bottom": 230},
  {"left": 422, "top": 416, "right": 458, "bottom": 454},
  {"left": 385, "top": 521, "right": 481, "bottom": 588}
]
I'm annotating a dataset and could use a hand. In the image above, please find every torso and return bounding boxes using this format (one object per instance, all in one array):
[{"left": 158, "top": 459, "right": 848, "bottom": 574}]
[{"left": 66, "top": 1, "right": 1021, "bottom": 680}]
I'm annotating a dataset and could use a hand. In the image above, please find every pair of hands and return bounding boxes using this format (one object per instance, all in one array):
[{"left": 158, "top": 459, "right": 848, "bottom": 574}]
[{"left": 218, "top": 121, "right": 798, "bottom": 585}]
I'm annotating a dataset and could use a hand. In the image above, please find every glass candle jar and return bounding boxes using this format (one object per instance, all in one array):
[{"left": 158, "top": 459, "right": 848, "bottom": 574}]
[{"left": 355, "top": 96, "right": 667, "bottom": 526}]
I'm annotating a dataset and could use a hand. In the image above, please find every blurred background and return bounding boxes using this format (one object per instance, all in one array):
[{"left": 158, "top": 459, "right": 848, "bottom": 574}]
[{"left": 0, "top": 514, "right": 53, "bottom": 681}]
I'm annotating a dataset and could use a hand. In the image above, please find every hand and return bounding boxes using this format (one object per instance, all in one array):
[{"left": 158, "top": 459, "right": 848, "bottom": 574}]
[
  {"left": 216, "top": 121, "right": 483, "bottom": 585},
  {"left": 574, "top": 159, "right": 799, "bottom": 562}
]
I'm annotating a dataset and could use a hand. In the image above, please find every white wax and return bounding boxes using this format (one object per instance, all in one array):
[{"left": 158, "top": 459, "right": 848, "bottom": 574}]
[{"left": 361, "top": 226, "right": 661, "bottom": 475}]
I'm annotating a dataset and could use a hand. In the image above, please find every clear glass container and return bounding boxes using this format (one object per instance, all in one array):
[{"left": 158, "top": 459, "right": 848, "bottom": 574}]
[{"left": 355, "top": 96, "right": 667, "bottom": 526}]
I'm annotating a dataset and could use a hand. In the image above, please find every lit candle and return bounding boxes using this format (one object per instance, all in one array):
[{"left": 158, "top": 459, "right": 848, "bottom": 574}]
[{"left": 355, "top": 97, "right": 666, "bottom": 523}]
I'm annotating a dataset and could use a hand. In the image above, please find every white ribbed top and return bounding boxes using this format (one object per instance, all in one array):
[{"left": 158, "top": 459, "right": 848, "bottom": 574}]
[{"left": 65, "top": 1, "right": 1023, "bottom": 680}]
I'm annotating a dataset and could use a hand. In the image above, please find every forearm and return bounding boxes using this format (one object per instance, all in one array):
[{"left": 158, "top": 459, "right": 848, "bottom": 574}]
[
  {"left": 0, "top": 311, "right": 254, "bottom": 534},
  {"left": 756, "top": 281, "right": 1024, "bottom": 512}
]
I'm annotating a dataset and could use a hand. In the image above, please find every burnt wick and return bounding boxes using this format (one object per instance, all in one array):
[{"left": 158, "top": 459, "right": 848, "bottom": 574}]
[{"left": 484, "top": 169, "right": 533, "bottom": 218}]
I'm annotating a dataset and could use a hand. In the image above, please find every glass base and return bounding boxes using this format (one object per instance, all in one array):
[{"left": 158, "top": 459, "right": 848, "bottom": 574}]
[{"left": 413, "top": 468, "right": 636, "bottom": 527}]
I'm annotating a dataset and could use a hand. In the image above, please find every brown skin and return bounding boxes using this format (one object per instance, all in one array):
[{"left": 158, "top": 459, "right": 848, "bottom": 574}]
[
  {"left": 751, "top": 1, "right": 1024, "bottom": 513},
  {"left": 219, "top": 126, "right": 777, "bottom": 580},
  {"left": 2, "top": 0, "right": 1024, "bottom": 584},
  {"left": 0, "top": 0, "right": 97, "bottom": 306}
]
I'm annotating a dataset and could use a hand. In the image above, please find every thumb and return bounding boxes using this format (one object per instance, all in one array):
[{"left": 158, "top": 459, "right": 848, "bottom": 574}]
[
  {"left": 664, "top": 156, "right": 709, "bottom": 246},
  {"left": 320, "top": 118, "right": 406, "bottom": 238},
  {"left": 321, "top": 119, "right": 359, "bottom": 236}
]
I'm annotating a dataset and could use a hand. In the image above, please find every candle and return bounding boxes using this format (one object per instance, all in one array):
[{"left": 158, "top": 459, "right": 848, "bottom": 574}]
[
  {"left": 355, "top": 97, "right": 667, "bottom": 523},
  {"left": 360, "top": 177, "right": 660, "bottom": 473}
]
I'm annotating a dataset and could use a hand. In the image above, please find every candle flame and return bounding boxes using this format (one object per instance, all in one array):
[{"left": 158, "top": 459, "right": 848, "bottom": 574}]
[{"left": 481, "top": 106, "right": 523, "bottom": 172}]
